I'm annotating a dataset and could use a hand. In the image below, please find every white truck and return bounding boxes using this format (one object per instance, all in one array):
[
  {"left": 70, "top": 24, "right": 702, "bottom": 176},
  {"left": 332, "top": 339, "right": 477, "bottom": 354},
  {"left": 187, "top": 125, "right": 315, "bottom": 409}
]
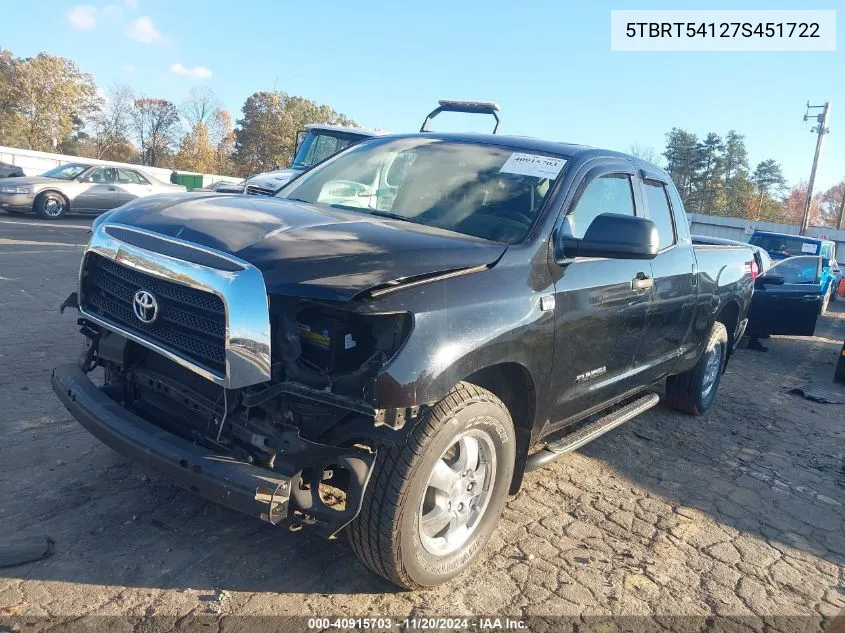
[{"left": 243, "top": 124, "right": 385, "bottom": 195}]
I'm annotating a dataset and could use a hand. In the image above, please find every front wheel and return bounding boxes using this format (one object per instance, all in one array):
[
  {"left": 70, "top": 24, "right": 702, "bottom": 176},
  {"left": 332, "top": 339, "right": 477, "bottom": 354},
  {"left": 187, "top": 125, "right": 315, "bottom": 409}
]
[
  {"left": 34, "top": 192, "right": 68, "bottom": 220},
  {"left": 665, "top": 321, "right": 728, "bottom": 416},
  {"left": 348, "top": 382, "right": 515, "bottom": 589}
]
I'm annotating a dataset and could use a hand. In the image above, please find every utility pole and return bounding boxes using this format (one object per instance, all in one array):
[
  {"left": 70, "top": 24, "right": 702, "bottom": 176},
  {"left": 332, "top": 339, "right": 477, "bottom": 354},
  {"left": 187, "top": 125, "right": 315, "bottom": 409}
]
[
  {"left": 800, "top": 101, "right": 831, "bottom": 235},
  {"left": 836, "top": 184, "right": 845, "bottom": 230}
]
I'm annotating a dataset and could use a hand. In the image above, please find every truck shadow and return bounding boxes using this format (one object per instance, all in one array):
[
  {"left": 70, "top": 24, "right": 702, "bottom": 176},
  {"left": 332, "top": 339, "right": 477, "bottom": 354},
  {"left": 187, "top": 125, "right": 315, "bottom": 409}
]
[{"left": 578, "top": 302, "right": 845, "bottom": 569}]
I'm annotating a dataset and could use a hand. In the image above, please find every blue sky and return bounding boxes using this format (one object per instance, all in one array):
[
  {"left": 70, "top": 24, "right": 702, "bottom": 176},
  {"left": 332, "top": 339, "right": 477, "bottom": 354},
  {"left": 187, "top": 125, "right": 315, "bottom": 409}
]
[{"left": 2, "top": 0, "right": 843, "bottom": 190}]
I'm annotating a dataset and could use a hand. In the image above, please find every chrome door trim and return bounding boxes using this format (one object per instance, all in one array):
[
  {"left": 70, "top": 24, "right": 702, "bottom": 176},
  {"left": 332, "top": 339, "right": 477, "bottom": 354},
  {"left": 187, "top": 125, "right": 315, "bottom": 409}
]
[{"left": 78, "top": 222, "right": 272, "bottom": 389}]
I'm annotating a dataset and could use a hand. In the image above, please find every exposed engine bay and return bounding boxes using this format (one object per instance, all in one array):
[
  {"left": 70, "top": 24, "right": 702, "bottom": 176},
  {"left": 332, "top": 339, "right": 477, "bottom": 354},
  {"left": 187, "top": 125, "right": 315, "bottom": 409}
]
[{"left": 75, "top": 296, "right": 417, "bottom": 536}]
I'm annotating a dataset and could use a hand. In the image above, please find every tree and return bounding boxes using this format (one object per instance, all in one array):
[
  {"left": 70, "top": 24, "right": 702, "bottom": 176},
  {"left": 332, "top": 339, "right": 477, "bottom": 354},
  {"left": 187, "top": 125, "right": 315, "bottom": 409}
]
[
  {"left": 663, "top": 128, "right": 699, "bottom": 205},
  {"left": 818, "top": 180, "right": 845, "bottom": 229},
  {"left": 691, "top": 133, "right": 724, "bottom": 214},
  {"left": 783, "top": 182, "right": 817, "bottom": 225},
  {"left": 6, "top": 52, "right": 100, "bottom": 151},
  {"left": 721, "top": 130, "right": 750, "bottom": 217},
  {"left": 86, "top": 84, "right": 136, "bottom": 161},
  {"left": 211, "top": 109, "right": 235, "bottom": 174},
  {"left": 750, "top": 159, "right": 786, "bottom": 220},
  {"left": 181, "top": 86, "right": 222, "bottom": 130},
  {"left": 628, "top": 143, "right": 659, "bottom": 164},
  {"left": 233, "top": 91, "right": 356, "bottom": 176},
  {"left": 175, "top": 123, "right": 216, "bottom": 173},
  {"left": 131, "top": 98, "right": 180, "bottom": 167}
]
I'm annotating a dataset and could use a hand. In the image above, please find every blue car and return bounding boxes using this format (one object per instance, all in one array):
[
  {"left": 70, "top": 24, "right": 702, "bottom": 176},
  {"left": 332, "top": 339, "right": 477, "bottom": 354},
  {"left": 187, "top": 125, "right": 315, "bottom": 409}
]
[{"left": 749, "top": 230, "right": 839, "bottom": 314}]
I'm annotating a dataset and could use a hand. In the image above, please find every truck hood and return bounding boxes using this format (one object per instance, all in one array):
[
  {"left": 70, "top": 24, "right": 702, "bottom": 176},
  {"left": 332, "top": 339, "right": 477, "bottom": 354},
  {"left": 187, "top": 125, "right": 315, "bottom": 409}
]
[{"left": 103, "top": 193, "right": 507, "bottom": 301}]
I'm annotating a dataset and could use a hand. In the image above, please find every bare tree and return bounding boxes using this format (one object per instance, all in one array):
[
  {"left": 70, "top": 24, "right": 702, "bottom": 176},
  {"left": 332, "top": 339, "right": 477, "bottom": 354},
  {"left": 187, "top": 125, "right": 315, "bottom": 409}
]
[
  {"left": 88, "top": 83, "right": 134, "bottom": 159},
  {"left": 628, "top": 143, "right": 660, "bottom": 165},
  {"left": 131, "top": 97, "right": 180, "bottom": 167},
  {"left": 181, "top": 86, "right": 222, "bottom": 129}
]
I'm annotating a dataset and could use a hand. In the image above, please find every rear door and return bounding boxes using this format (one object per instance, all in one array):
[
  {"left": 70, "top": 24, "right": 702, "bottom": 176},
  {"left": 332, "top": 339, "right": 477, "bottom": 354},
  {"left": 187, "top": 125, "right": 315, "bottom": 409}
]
[
  {"left": 116, "top": 169, "right": 155, "bottom": 204},
  {"left": 634, "top": 170, "right": 699, "bottom": 383},
  {"left": 546, "top": 160, "right": 653, "bottom": 427},
  {"left": 749, "top": 256, "right": 823, "bottom": 336}
]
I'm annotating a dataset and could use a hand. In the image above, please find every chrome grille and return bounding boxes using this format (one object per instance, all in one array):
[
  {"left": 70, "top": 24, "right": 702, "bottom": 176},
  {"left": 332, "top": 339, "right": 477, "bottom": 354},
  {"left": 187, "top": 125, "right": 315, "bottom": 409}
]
[
  {"left": 246, "top": 185, "right": 276, "bottom": 196},
  {"left": 81, "top": 252, "right": 226, "bottom": 373}
]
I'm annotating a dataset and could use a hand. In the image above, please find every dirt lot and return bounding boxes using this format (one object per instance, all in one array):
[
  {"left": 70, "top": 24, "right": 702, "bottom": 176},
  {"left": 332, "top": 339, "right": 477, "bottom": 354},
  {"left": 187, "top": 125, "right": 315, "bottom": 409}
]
[{"left": 1, "top": 216, "right": 844, "bottom": 630}]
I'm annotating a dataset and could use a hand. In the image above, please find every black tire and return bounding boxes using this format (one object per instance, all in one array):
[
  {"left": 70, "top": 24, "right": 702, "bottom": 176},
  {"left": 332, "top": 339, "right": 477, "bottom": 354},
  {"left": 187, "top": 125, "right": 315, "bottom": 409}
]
[
  {"left": 348, "top": 382, "right": 515, "bottom": 589},
  {"left": 665, "top": 321, "right": 728, "bottom": 416},
  {"left": 34, "top": 191, "right": 68, "bottom": 220}
]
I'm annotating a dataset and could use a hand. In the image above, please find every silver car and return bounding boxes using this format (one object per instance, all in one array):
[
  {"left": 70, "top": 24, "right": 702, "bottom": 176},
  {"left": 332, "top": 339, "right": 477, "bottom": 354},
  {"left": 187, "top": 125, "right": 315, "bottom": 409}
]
[{"left": 0, "top": 163, "right": 186, "bottom": 220}]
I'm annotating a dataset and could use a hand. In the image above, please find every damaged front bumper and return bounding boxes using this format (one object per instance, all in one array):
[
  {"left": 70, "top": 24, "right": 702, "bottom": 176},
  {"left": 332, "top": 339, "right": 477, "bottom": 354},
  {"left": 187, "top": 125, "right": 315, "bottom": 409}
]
[{"left": 51, "top": 363, "right": 376, "bottom": 538}]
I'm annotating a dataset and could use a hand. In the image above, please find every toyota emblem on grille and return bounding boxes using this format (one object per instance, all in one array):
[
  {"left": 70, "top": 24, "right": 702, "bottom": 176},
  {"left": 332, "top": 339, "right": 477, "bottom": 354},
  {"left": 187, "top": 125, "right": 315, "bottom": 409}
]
[{"left": 132, "top": 289, "right": 159, "bottom": 324}]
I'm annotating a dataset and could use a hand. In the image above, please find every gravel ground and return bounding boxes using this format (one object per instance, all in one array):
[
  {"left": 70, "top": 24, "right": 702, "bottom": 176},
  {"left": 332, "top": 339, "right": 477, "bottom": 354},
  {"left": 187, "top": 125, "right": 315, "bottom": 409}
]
[{"left": 0, "top": 215, "right": 843, "bottom": 631}]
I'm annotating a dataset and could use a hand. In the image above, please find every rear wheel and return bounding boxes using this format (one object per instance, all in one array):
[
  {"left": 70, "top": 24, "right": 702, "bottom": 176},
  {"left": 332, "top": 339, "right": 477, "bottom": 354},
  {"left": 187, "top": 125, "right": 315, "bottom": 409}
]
[
  {"left": 34, "top": 191, "right": 68, "bottom": 220},
  {"left": 348, "top": 382, "right": 515, "bottom": 589},
  {"left": 665, "top": 321, "right": 728, "bottom": 416}
]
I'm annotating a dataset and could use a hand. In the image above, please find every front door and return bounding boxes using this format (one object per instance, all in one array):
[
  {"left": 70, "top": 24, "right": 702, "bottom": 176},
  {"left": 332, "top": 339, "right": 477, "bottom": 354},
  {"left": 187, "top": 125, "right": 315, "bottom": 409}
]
[
  {"left": 748, "top": 256, "right": 823, "bottom": 336},
  {"left": 547, "top": 162, "right": 652, "bottom": 428},
  {"left": 74, "top": 167, "right": 118, "bottom": 212}
]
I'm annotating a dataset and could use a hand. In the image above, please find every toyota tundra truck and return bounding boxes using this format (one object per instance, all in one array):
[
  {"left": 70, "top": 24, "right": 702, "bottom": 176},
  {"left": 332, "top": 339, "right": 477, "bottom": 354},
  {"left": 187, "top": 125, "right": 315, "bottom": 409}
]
[{"left": 53, "top": 107, "right": 754, "bottom": 589}]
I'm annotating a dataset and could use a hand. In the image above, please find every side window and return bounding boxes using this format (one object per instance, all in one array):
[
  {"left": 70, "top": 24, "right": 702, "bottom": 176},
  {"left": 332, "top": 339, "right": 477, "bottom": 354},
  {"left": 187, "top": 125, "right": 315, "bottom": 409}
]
[
  {"left": 643, "top": 180, "right": 676, "bottom": 250},
  {"left": 564, "top": 173, "right": 635, "bottom": 239},
  {"left": 769, "top": 256, "right": 820, "bottom": 284},
  {"left": 117, "top": 169, "right": 149, "bottom": 185},
  {"left": 89, "top": 168, "right": 114, "bottom": 183}
]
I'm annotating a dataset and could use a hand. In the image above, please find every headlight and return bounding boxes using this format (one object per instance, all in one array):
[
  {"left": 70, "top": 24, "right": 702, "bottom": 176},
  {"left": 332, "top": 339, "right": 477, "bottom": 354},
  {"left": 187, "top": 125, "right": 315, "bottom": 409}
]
[{"left": 0, "top": 186, "right": 31, "bottom": 194}]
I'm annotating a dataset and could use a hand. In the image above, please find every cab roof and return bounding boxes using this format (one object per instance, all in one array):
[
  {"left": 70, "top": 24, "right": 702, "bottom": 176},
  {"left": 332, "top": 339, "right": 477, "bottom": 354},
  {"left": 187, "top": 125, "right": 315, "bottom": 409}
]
[{"left": 304, "top": 123, "right": 387, "bottom": 137}]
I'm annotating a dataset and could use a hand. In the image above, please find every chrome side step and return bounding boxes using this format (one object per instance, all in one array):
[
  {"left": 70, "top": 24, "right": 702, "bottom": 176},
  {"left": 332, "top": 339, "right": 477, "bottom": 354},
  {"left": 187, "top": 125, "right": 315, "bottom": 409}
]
[{"left": 525, "top": 392, "right": 660, "bottom": 472}]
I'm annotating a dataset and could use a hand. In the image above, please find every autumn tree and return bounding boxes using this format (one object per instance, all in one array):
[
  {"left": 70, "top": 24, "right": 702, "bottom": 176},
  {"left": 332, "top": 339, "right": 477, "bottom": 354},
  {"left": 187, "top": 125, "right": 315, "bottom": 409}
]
[
  {"left": 131, "top": 98, "right": 180, "bottom": 167},
  {"left": 175, "top": 123, "right": 216, "bottom": 173},
  {"left": 211, "top": 109, "right": 235, "bottom": 174},
  {"left": 818, "top": 180, "right": 845, "bottom": 229},
  {"left": 233, "top": 91, "right": 356, "bottom": 175},
  {"left": 2, "top": 52, "right": 99, "bottom": 151}
]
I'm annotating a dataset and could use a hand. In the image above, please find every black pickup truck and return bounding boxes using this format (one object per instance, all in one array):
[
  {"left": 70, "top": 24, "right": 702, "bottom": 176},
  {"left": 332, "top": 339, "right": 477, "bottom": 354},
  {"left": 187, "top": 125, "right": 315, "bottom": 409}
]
[{"left": 53, "top": 113, "right": 754, "bottom": 589}]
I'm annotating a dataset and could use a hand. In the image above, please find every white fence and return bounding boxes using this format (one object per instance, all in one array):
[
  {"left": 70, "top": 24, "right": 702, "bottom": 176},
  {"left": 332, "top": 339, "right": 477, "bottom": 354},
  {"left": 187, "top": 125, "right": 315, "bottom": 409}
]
[
  {"left": 0, "top": 145, "right": 240, "bottom": 186},
  {"left": 688, "top": 212, "right": 845, "bottom": 257}
]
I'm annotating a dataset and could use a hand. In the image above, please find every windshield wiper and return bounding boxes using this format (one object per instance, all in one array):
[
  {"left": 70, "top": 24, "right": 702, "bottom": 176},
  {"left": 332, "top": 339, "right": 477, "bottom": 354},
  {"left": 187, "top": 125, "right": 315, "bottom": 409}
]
[{"left": 364, "top": 209, "right": 429, "bottom": 226}]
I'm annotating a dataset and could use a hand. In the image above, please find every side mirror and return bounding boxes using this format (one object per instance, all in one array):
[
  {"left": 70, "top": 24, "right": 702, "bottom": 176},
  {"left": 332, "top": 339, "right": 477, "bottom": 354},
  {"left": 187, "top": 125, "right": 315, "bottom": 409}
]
[
  {"left": 821, "top": 258, "right": 830, "bottom": 269},
  {"left": 756, "top": 274, "right": 785, "bottom": 288},
  {"left": 557, "top": 213, "right": 658, "bottom": 262}
]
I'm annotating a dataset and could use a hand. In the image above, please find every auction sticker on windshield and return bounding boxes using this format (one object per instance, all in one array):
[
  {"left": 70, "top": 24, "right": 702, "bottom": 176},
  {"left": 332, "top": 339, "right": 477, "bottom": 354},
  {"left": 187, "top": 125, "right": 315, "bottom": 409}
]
[
  {"left": 500, "top": 153, "right": 566, "bottom": 179},
  {"left": 801, "top": 243, "right": 818, "bottom": 254}
]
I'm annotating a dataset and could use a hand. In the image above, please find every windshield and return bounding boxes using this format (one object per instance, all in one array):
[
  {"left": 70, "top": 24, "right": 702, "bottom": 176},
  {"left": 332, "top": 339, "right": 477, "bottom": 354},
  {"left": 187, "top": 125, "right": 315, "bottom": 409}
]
[
  {"left": 42, "top": 163, "right": 91, "bottom": 180},
  {"left": 750, "top": 233, "right": 820, "bottom": 259},
  {"left": 291, "top": 131, "right": 370, "bottom": 169},
  {"left": 278, "top": 137, "right": 566, "bottom": 244}
]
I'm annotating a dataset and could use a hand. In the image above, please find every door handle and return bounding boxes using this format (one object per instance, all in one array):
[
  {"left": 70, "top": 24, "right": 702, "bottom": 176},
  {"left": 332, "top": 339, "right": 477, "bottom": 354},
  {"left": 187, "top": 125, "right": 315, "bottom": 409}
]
[
  {"left": 632, "top": 272, "right": 653, "bottom": 291},
  {"left": 107, "top": 187, "right": 117, "bottom": 191}
]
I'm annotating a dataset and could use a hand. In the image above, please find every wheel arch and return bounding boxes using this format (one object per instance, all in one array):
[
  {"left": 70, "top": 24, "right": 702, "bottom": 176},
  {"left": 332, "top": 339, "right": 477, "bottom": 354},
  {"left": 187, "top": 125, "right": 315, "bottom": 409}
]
[
  {"left": 34, "top": 189, "right": 71, "bottom": 212},
  {"left": 714, "top": 299, "right": 740, "bottom": 366},
  {"left": 463, "top": 361, "right": 537, "bottom": 494}
]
